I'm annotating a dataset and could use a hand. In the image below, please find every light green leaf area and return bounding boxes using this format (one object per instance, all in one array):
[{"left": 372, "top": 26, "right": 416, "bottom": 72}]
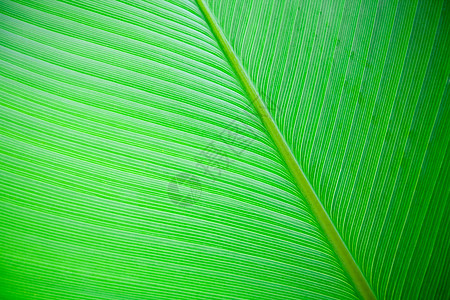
[{"left": 0, "top": 0, "right": 448, "bottom": 300}]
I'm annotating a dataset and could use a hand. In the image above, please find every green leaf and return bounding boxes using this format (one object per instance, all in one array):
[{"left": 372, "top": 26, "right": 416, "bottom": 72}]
[{"left": 0, "top": 0, "right": 448, "bottom": 299}]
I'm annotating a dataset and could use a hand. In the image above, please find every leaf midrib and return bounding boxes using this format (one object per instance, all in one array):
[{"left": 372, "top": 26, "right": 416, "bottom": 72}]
[{"left": 195, "top": 1, "right": 375, "bottom": 299}]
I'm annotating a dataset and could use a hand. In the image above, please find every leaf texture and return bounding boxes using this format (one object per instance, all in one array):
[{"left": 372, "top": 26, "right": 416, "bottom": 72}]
[
  {"left": 206, "top": 0, "right": 450, "bottom": 298},
  {"left": 0, "top": 0, "right": 449, "bottom": 299},
  {"left": 0, "top": 0, "right": 361, "bottom": 299}
]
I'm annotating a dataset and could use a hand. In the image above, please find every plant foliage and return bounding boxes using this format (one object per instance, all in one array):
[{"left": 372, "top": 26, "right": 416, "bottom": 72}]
[{"left": 0, "top": 0, "right": 448, "bottom": 299}]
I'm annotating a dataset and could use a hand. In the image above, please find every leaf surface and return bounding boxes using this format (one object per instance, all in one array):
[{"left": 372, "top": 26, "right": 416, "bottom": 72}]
[
  {"left": 206, "top": 0, "right": 450, "bottom": 298},
  {"left": 0, "top": 0, "right": 448, "bottom": 299}
]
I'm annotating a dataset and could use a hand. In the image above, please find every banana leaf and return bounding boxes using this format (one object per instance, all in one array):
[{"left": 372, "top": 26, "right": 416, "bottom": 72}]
[{"left": 0, "top": 0, "right": 448, "bottom": 299}]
